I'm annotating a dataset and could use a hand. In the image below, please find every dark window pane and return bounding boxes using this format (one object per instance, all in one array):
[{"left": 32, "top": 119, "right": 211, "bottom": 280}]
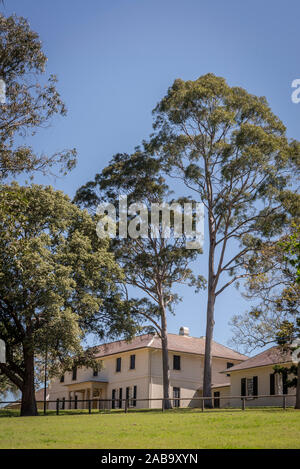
[
  {"left": 72, "top": 367, "right": 77, "bottom": 381},
  {"left": 283, "top": 372, "right": 288, "bottom": 395},
  {"left": 270, "top": 373, "right": 275, "bottom": 395},
  {"left": 241, "top": 378, "right": 246, "bottom": 397},
  {"left": 173, "top": 355, "right": 181, "bottom": 370},
  {"left": 112, "top": 389, "right": 116, "bottom": 409},
  {"left": 132, "top": 385, "right": 137, "bottom": 407},
  {"left": 213, "top": 391, "right": 220, "bottom": 408},
  {"left": 130, "top": 354, "right": 136, "bottom": 370},
  {"left": 253, "top": 376, "right": 258, "bottom": 396},
  {"left": 60, "top": 374, "right": 64, "bottom": 383},
  {"left": 116, "top": 357, "right": 121, "bottom": 372}
]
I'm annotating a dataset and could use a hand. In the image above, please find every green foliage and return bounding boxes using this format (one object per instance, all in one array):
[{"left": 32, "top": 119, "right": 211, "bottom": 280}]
[
  {"left": 0, "top": 183, "right": 132, "bottom": 393},
  {"left": 281, "top": 223, "right": 300, "bottom": 284},
  {"left": 147, "top": 73, "right": 299, "bottom": 397},
  {"left": 75, "top": 150, "right": 205, "bottom": 334},
  {"left": 0, "top": 14, "right": 76, "bottom": 178}
]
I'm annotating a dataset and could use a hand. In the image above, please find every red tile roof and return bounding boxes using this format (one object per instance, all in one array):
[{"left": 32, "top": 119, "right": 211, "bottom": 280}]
[
  {"left": 223, "top": 346, "right": 292, "bottom": 373},
  {"left": 94, "top": 333, "right": 248, "bottom": 361}
]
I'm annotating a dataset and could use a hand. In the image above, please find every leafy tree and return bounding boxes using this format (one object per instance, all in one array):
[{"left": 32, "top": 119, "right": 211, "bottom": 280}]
[
  {"left": 149, "top": 73, "right": 299, "bottom": 405},
  {"left": 75, "top": 151, "right": 204, "bottom": 408},
  {"left": 0, "top": 14, "right": 76, "bottom": 179},
  {"left": 0, "top": 183, "right": 133, "bottom": 416}
]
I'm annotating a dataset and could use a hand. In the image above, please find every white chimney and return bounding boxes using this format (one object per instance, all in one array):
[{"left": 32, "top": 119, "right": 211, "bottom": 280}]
[{"left": 179, "top": 326, "right": 189, "bottom": 336}]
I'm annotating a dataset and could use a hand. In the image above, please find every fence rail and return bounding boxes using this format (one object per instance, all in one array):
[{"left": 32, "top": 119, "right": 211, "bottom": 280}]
[{"left": 0, "top": 393, "right": 297, "bottom": 415}]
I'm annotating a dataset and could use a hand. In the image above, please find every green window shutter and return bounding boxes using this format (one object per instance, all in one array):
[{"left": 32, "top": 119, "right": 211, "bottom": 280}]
[
  {"left": 253, "top": 376, "right": 258, "bottom": 396},
  {"left": 270, "top": 373, "right": 275, "bottom": 395},
  {"left": 241, "top": 378, "right": 246, "bottom": 397}
]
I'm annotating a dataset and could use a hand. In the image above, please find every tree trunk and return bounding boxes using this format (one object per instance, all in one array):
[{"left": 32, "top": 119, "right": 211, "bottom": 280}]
[
  {"left": 21, "top": 349, "right": 37, "bottom": 417},
  {"left": 295, "top": 361, "right": 300, "bottom": 410},
  {"left": 161, "top": 310, "right": 172, "bottom": 410},
  {"left": 203, "top": 284, "right": 216, "bottom": 408}
]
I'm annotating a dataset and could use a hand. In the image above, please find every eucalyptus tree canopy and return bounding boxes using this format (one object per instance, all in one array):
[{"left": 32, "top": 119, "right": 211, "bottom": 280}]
[
  {"left": 149, "top": 73, "right": 300, "bottom": 404},
  {"left": 0, "top": 14, "right": 76, "bottom": 179}
]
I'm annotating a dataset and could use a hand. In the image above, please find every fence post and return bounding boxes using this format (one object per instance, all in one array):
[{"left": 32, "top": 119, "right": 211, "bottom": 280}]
[
  {"left": 43, "top": 399, "right": 47, "bottom": 416},
  {"left": 88, "top": 399, "right": 91, "bottom": 414},
  {"left": 56, "top": 398, "right": 59, "bottom": 415},
  {"left": 283, "top": 395, "right": 287, "bottom": 410},
  {"left": 162, "top": 398, "right": 164, "bottom": 412},
  {"left": 242, "top": 398, "right": 246, "bottom": 410},
  {"left": 201, "top": 398, "right": 204, "bottom": 412}
]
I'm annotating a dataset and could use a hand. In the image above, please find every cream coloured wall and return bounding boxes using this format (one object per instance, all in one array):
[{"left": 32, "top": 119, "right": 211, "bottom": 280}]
[
  {"left": 48, "top": 348, "right": 151, "bottom": 410},
  {"left": 229, "top": 364, "right": 296, "bottom": 408},
  {"left": 148, "top": 349, "right": 240, "bottom": 408},
  {"left": 48, "top": 345, "right": 244, "bottom": 409}
]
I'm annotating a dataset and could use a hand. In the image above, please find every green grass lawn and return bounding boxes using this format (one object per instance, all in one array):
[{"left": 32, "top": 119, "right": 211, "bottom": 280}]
[{"left": 0, "top": 408, "right": 299, "bottom": 449}]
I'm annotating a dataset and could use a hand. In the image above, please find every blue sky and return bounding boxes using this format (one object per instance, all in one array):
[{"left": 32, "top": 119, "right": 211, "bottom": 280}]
[{"left": 3, "top": 0, "right": 300, "bottom": 352}]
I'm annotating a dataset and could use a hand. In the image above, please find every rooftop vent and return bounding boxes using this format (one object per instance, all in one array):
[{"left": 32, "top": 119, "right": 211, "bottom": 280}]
[{"left": 179, "top": 326, "right": 189, "bottom": 336}]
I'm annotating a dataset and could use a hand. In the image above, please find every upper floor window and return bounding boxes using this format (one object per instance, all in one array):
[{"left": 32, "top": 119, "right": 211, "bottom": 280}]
[
  {"left": 72, "top": 366, "right": 77, "bottom": 381},
  {"left": 116, "top": 357, "right": 121, "bottom": 372},
  {"left": 130, "top": 354, "right": 136, "bottom": 370},
  {"left": 60, "top": 374, "right": 64, "bottom": 383},
  {"left": 226, "top": 362, "right": 234, "bottom": 376},
  {"left": 173, "top": 355, "right": 181, "bottom": 370},
  {"left": 93, "top": 368, "right": 98, "bottom": 377}
]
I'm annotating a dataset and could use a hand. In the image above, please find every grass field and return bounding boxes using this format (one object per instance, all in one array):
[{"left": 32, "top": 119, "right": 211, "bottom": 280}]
[{"left": 0, "top": 408, "right": 299, "bottom": 449}]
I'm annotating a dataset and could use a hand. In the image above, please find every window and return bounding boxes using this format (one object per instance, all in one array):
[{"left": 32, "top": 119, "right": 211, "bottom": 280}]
[
  {"left": 213, "top": 391, "right": 220, "bottom": 409},
  {"left": 112, "top": 389, "right": 116, "bottom": 409},
  {"left": 173, "top": 387, "right": 180, "bottom": 407},
  {"left": 270, "top": 373, "right": 275, "bottom": 395},
  {"left": 283, "top": 371, "right": 288, "bottom": 395},
  {"left": 116, "top": 357, "right": 121, "bottom": 372},
  {"left": 241, "top": 376, "right": 258, "bottom": 398},
  {"left": 60, "top": 374, "right": 64, "bottom": 383},
  {"left": 173, "top": 355, "right": 181, "bottom": 370},
  {"left": 226, "top": 362, "right": 234, "bottom": 377},
  {"left": 126, "top": 386, "right": 130, "bottom": 400},
  {"left": 119, "top": 388, "right": 123, "bottom": 409},
  {"left": 72, "top": 367, "right": 77, "bottom": 381},
  {"left": 60, "top": 397, "right": 65, "bottom": 410},
  {"left": 272, "top": 372, "right": 288, "bottom": 395},
  {"left": 93, "top": 368, "right": 98, "bottom": 377},
  {"left": 132, "top": 385, "right": 137, "bottom": 407},
  {"left": 130, "top": 354, "right": 136, "bottom": 370}
]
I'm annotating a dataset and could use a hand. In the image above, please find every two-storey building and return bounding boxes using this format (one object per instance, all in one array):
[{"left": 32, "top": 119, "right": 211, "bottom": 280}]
[{"left": 48, "top": 327, "right": 247, "bottom": 409}]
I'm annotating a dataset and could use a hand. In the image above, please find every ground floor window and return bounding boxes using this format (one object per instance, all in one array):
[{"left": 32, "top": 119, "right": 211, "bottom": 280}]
[
  {"left": 112, "top": 389, "right": 116, "bottom": 409},
  {"left": 173, "top": 387, "right": 180, "bottom": 407},
  {"left": 119, "top": 388, "right": 123, "bottom": 408},
  {"left": 132, "top": 385, "right": 137, "bottom": 407},
  {"left": 213, "top": 391, "right": 220, "bottom": 408},
  {"left": 270, "top": 372, "right": 288, "bottom": 395},
  {"left": 241, "top": 376, "right": 258, "bottom": 398}
]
